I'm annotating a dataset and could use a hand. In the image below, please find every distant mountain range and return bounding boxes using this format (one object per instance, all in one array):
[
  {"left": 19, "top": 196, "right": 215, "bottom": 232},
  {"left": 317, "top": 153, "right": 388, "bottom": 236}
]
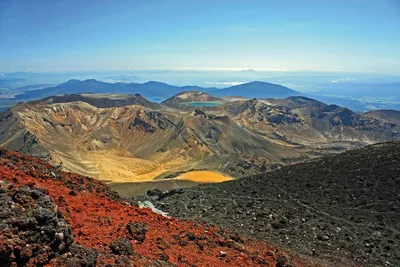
[
  {"left": 1, "top": 78, "right": 398, "bottom": 114},
  {"left": 41, "top": 93, "right": 160, "bottom": 109},
  {"left": 14, "top": 79, "right": 302, "bottom": 102}
]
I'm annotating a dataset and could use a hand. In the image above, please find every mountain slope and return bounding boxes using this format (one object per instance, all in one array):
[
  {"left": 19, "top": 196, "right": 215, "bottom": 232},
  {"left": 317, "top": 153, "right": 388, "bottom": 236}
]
[
  {"left": 212, "top": 81, "right": 302, "bottom": 98},
  {"left": 0, "top": 93, "right": 399, "bottom": 185},
  {"left": 0, "top": 100, "right": 306, "bottom": 182},
  {"left": 224, "top": 96, "right": 400, "bottom": 147},
  {"left": 0, "top": 148, "right": 318, "bottom": 267},
  {"left": 140, "top": 142, "right": 400, "bottom": 267},
  {"left": 0, "top": 102, "right": 184, "bottom": 181},
  {"left": 364, "top": 109, "right": 400, "bottom": 125}
]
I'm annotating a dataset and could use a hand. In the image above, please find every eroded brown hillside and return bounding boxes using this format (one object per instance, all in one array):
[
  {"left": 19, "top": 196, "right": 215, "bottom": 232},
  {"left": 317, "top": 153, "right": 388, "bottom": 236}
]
[{"left": 0, "top": 93, "right": 398, "bottom": 187}]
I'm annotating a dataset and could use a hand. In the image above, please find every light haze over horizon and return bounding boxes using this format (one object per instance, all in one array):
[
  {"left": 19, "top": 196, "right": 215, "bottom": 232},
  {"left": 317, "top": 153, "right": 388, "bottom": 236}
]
[{"left": 1, "top": 0, "right": 400, "bottom": 74}]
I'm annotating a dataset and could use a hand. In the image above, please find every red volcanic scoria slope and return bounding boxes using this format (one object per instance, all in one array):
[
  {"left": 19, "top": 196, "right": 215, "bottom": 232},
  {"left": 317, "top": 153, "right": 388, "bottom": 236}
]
[{"left": 0, "top": 148, "right": 320, "bottom": 266}]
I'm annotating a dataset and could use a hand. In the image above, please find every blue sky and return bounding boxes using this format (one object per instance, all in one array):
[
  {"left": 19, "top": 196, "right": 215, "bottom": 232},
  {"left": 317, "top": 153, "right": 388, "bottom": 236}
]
[{"left": 1, "top": 0, "right": 400, "bottom": 73}]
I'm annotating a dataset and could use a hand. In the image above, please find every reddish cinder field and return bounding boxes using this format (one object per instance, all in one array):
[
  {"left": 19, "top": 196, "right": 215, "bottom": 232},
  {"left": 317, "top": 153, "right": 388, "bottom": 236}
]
[{"left": 0, "top": 149, "right": 319, "bottom": 266}]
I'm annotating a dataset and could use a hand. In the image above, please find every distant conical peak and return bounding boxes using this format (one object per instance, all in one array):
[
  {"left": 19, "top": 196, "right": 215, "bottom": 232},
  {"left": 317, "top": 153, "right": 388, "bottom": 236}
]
[{"left": 63, "top": 79, "right": 81, "bottom": 84}]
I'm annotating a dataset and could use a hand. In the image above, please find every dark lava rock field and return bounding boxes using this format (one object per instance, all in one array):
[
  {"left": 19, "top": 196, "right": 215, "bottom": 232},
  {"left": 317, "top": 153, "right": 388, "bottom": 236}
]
[{"left": 136, "top": 142, "right": 400, "bottom": 267}]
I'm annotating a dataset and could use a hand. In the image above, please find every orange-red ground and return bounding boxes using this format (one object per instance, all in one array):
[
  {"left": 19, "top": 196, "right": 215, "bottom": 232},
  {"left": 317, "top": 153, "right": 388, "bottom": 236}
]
[{"left": 0, "top": 149, "right": 319, "bottom": 266}]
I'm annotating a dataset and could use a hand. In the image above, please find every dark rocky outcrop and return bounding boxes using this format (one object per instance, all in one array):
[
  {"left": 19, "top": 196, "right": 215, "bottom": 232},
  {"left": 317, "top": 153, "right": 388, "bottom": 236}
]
[
  {"left": 0, "top": 181, "right": 73, "bottom": 266},
  {"left": 130, "top": 110, "right": 175, "bottom": 133}
]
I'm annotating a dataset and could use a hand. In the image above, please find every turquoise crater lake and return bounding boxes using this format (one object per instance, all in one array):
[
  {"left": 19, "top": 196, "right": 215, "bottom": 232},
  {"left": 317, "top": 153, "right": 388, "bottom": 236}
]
[{"left": 182, "top": 101, "right": 221, "bottom": 107}]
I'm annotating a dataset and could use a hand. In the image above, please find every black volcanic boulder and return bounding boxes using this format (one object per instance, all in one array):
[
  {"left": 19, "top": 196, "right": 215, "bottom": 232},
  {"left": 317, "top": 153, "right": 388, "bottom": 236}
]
[
  {"left": 52, "top": 244, "right": 98, "bottom": 266},
  {"left": 126, "top": 221, "right": 149, "bottom": 243},
  {"left": 0, "top": 181, "right": 74, "bottom": 266},
  {"left": 109, "top": 238, "right": 133, "bottom": 256}
]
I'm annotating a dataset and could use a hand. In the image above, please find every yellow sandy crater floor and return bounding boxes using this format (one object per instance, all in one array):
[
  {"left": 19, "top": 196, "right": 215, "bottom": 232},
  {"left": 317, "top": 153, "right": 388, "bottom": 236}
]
[
  {"left": 54, "top": 149, "right": 232, "bottom": 184},
  {"left": 172, "top": 171, "right": 232, "bottom": 183},
  {"left": 88, "top": 152, "right": 167, "bottom": 183}
]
